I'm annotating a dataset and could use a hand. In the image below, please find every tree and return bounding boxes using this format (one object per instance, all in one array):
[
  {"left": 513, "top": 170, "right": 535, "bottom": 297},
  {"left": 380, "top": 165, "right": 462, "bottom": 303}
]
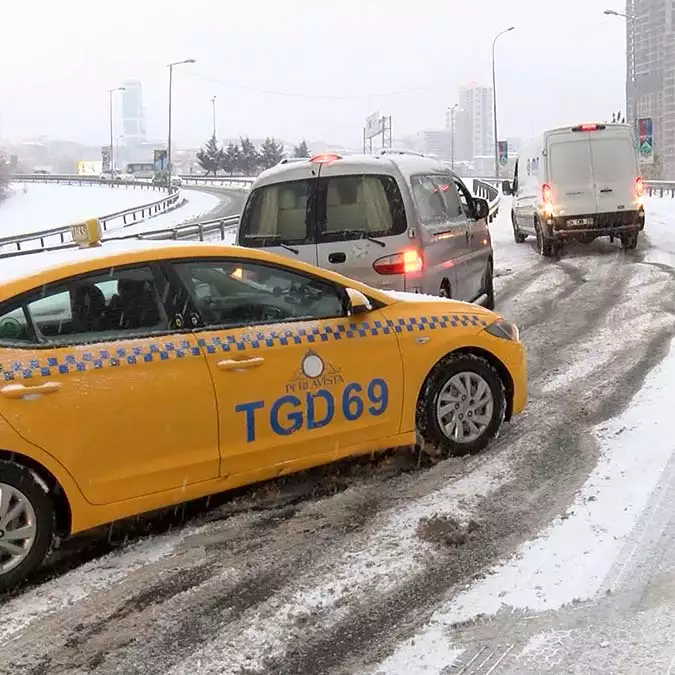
[
  {"left": 258, "top": 137, "right": 285, "bottom": 170},
  {"left": 293, "top": 140, "right": 310, "bottom": 158},
  {"left": 221, "top": 142, "right": 242, "bottom": 175},
  {"left": 196, "top": 136, "right": 224, "bottom": 176},
  {"left": 239, "top": 137, "right": 260, "bottom": 176}
]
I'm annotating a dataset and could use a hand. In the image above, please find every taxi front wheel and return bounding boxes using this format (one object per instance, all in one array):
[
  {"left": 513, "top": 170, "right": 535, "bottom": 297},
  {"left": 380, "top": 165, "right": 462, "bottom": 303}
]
[
  {"left": 419, "top": 354, "right": 506, "bottom": 457},
  {"left": 0, "top": 461, "right": 55, "bottom": 593}
]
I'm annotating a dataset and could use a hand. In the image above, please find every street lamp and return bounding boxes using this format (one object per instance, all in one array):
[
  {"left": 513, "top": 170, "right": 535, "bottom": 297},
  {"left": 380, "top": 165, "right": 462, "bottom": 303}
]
[
  {"left": 492, "top": 26, "right": 515, "bottom": 179},
  {"left": 167, "top": 58, "right": 196, "bottom": 181},
  {"left": 210, "top": 96, "right": 217, "bottom": 139},
  {"left": 604, "top": 9, "right": 637, "bottom": 135},
  {"left": 449, "top": 104, "right": 458, "bottom": 171},
  {"left": 108, "top": 86, "right": 125, "bottom": 174}
]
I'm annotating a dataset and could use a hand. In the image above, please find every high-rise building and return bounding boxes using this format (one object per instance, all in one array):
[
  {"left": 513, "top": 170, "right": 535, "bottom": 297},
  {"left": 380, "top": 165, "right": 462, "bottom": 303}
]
[
  {"left": 121, "top": 80, "right": 146, "bottom": 144},
  {"left": 454, "top": 83, "right": 494, "bottom": 163},
  {"left": 626, "top": 0, "right": 674, "bottom": 176}
]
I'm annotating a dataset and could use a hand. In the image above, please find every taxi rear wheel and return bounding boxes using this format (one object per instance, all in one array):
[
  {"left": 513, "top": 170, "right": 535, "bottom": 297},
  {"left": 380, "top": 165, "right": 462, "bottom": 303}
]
[
  {"left": 419, "top": 354, "right": 506, "bottom": 457},
  {"left": 0, "top": 461, "right": 55, "bottom": 593}
]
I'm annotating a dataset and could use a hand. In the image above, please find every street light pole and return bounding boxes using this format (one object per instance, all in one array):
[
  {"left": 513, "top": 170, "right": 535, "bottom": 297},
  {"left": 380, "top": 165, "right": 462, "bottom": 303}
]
[
  {"left": 492, "top": 26, "right": 515, "bottom": 179},
  {"left": 451, "top": 106, "right": 455, "bottom": 170},
  {"left": 167, "top": 58, "right": 196, "bottom": 182},
  {"left": 211, "top": 96, "right": 217, "bottom": 139},
  {"left": 108, "top": 86, "right": 125, "bottom": 174},
  {"left": 604, "top": 9, "right": 638, "bottom": 137}
]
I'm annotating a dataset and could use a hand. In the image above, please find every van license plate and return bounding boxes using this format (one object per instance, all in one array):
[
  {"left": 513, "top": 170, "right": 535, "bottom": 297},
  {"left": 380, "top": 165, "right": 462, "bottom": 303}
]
[{"left": 568, "top": 218, "right": 593, "bottom": 226}]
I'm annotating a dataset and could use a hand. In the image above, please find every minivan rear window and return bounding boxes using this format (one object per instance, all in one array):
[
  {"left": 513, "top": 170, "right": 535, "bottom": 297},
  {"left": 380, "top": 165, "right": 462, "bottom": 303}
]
[
  {"left": 240, "top": 174, "right": 406, "bottom": 247},
  {"left": 549, "top": 139, "right": 593, "bottom": 185},
  {"left": 239, "top": 179, "right": 315, "bottom": 247},
  {"left": 318, "top": 174, "right": 406, "bottom": 241}
]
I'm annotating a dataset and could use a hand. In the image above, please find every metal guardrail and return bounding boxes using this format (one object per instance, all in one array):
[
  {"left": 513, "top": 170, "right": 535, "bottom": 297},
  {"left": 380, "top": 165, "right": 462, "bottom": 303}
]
[
  {"left": 178, "top": 175, "right": 255, "bottom": 190},
  {"left": 11, "top": 173, "right": 163, "bottom": 189},
  {"left": 472, "top": 178, "right": 501, "bottom": 223},
  {"left": 0, "top": 186, "right": 184, "bottom": 254}
]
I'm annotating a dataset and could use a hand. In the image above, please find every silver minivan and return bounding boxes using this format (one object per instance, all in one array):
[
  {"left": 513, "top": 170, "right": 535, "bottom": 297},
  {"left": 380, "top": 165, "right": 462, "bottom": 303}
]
[{"left": 236, "top": 150, "right": 495, "bottom": 307}]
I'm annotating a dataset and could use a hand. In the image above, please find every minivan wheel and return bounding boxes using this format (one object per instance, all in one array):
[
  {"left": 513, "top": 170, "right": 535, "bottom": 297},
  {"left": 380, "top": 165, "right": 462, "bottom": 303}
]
[
  {"left": 483, "top": 261, "right": 495, "bottom": 310},
  {"left": 621, "top": 231, "right": 639, "bottom": 250},
  {"left": 439, "top": 281, "right": 451, "bottom": 299},
  {"left": 512, "top": 212, "right": 527, "bottom": 243},
  {"left": 420, "top": 354, "right": 506, "bottom": 457},
  {"left": 0, "top": 461, "right": 55, "bottom": 593}
]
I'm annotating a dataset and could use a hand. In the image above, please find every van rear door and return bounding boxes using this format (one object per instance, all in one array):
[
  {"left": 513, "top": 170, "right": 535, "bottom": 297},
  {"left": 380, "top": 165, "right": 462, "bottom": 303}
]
[
  {"left": 588, "top": 129, "right": 638, "bottom": 214},
  {"left": 237, "top": 177, "right": 319, "bottom": 266},
  {"left": 547, "top": 131, "right": 597, "bottom": 218}
]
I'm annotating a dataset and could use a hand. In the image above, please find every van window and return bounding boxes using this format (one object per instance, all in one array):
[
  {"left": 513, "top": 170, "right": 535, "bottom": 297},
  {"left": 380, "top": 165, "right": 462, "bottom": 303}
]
[
  {"left": 549, "top": 139, "right": 593, "bottom": 185},
  {"left": 319, "top": 174, "right": 406, "bottom": 241},
  {"left": 239, "top": 179, "right": 315, "bottom": 246},
  {"left": 411, "top": 174, "right": 463, "bottom": 224},
  {"left": 590, "top": 137, "right": 636, "bottom": 184}
]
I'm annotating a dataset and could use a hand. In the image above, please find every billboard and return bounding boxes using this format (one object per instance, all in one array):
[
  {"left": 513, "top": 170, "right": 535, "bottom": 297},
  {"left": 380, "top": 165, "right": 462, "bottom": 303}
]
[
  {"left": 153, "top": 149, "right": 168, "bottom": 173},
  {"left": 365, "top": 112, "right": 384, "bottom": 140},
  {"left": 498, "top": 141, "right": 509, "bottom": 166},
  {"left": 101, "top": 146, "right": 112, "bottom": 173},
  {"left": 638, "top": 117, "right": 654, "bottom": 165},
  {"left": 78, "top": 161, "right": 102, "bottom": 176}
]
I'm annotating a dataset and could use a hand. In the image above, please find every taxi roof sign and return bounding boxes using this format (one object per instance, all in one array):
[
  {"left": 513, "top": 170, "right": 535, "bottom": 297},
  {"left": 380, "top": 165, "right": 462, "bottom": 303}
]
[{"left": 71, "top": 218, "right": 103, "bottom": 248}]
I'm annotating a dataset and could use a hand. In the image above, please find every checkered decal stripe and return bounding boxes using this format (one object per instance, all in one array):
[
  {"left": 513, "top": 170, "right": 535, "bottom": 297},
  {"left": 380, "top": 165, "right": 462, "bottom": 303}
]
[{"left": 0, "top": 314, "right": 488, "bottom": 380}]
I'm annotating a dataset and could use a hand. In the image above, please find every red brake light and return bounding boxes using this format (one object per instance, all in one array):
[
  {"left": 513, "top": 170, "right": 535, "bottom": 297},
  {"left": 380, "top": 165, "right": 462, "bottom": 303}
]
[
  {"left": 373, "top": 249, "right": 424, "bottom": 275},
  {"left": 635, "top": 176, "right": 645, "bottom": 197},
  {"left": 572, "top": 123, "right": 606, "bottom": 132},
  {"left": 542, "top": 183, "right": 553, "bottom": 204},
  {"left": 310, "top": 153, "right": 343, "bottom": 164}
]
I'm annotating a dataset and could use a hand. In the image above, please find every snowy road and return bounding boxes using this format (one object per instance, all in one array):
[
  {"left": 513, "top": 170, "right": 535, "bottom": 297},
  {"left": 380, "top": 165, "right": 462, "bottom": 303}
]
[{"left": 3, "top": 198, "right": 675, "bottom": 675}]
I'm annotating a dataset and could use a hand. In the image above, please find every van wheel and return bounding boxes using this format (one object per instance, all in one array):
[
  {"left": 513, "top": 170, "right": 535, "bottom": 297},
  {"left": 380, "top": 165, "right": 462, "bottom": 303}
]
[
  {"left": 439, "top": 281, "right": 451, "bottom": 299},
  {"left": 621, "top": 232, "right": 639, "bottom": 250},
  {"left": 512, "top": 211, "right": 527, "bottom": 243},
  {"left": 0, "top": 461, "right": 55, "bottom": 593},
  {"left": 419, "top": 354, "right": 506, "bottom": 457},
  {"left": 535, "top": 219, "right": 556, "bottom": 258},
  {"left": 483, "top": 261, "right": 495, "bottom": 310}
]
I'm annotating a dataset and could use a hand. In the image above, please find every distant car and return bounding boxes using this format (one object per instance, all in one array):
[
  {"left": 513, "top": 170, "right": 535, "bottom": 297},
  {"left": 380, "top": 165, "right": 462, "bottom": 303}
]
[
  {"left": 99, "top": 170, "right": 135, "bottom": 182},
  {"left": 237, "top": 150, "right": 495, "bottom": 308},
  {"left": 0, "top": 220, "right": 526, "bottom": 590},
  {"left": 170, "top": 175, "right": 183, "bottom": 187},
  {"left": 505, "top": 122, "right": 645, "bottom": 256}
]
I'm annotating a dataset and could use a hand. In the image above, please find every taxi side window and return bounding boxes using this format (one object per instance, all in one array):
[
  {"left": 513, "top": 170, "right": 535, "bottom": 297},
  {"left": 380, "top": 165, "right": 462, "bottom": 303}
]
[
  {"left": 173, "top": 259, "right": 346, "bottom": 329},
  {"left": 4, "top": 265, "right": 170, "bottom": 345}
]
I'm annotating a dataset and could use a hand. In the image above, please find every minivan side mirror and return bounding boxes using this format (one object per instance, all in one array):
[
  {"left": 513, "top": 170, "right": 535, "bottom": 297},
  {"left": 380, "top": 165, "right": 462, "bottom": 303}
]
[
  {"left": 345, "top": 288, "right": 372, "bottom": 315},
  {"left": 473, "top": 198, "right": 490, "bottom": 221},
  {"left": 502, "top": 179, "right": 512, "bottom": 195}
]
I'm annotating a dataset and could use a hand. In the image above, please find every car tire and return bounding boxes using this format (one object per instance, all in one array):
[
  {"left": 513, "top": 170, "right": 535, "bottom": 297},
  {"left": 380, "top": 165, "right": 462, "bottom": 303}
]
[
  {"left": 419, "top": 353, "right": 506, "bottom": 457},
  {"left": 483, "top": 261, "right": 495, "bottom": 310},
  {"left": 621, "top": 231, "right": 639, "bottom": 250},
  {"left": 0, "top": 461, "right": 55, "bottom": 593},
  {"left": 439, "top": 281, "right": 452, "bottom": 299},
  {"left": 512, "top": 211, "right": 527, "bottom": 243}
]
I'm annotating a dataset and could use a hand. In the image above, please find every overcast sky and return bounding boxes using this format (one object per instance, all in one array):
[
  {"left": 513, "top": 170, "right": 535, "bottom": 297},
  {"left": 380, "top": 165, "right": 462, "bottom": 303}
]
[{"left": 0, "top": 0, "right": 627, "bottom": 148}]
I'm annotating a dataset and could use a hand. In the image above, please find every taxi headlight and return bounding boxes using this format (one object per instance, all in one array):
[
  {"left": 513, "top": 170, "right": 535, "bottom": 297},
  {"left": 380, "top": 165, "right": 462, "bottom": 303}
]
[{"left": 484, "top": 318, "right": 519, "bottom": 342}]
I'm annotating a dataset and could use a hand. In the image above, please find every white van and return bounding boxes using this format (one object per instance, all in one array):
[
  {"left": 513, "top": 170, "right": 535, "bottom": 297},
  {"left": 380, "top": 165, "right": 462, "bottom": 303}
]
[{"left": 504, "top": 123, "right": 645, "bottom": 256}]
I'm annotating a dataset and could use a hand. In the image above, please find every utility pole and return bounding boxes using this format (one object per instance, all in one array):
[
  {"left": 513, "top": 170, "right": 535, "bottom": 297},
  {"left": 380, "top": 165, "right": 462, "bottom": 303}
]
[
  {"left": 492, "top": 26, "right": 515, "bottom": 178},
  {"left": 167, "top": 58, "right": 196, "bottom": 183},
  {"left": 211, "top": 96, "right": 217, "bottom": 139}
]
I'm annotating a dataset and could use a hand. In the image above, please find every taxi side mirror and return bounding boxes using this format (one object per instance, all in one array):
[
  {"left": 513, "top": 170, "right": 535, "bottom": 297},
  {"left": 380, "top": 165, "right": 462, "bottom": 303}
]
[
  {"left": 345, "top": 288, "right": 372, "bottom": 315},
  {"left": 502, "top": 179, "right": 512, "bottom": 195}
]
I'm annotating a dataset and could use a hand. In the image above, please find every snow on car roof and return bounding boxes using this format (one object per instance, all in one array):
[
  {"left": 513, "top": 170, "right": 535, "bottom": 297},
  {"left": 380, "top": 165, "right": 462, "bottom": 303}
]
[{"left": 0, "top": 238, "right": 226, "bottom": 287}]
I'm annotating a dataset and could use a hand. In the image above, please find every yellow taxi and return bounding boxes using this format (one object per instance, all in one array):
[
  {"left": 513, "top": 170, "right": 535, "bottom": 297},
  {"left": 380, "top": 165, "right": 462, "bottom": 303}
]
[{"left": 0, "top": 220, "right": 526, "bottom": 590}]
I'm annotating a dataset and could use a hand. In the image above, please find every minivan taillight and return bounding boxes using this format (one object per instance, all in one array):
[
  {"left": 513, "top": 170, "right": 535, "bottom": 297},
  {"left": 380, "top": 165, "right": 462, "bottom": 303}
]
[
  {"left": 542, "top": 183, "right": 554, "bottom": 217},
  {"left": 373, "top": 249, "right": 424, "bottom": 275}
]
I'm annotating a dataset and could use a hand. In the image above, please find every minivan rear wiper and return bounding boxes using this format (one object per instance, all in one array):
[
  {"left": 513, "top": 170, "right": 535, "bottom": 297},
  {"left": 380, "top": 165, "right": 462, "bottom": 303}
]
[{"left": 332, "top": 230, "right": 386, "bottom": 247}]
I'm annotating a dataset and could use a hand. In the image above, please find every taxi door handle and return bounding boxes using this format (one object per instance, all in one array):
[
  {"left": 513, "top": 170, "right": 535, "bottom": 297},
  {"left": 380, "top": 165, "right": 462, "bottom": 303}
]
[
  {"left": 216, "top": 357, "right": 265, "bottom": 371},
  {"left": 0, "top": 382, "right": 63, "bottom": 399}
]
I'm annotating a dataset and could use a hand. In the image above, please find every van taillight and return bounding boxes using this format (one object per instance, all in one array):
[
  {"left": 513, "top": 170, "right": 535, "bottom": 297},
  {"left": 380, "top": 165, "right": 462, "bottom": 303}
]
[
  {"left": 373, "top": 249, "right": 424, "bottom": 275},
  {"left": 635, "top": 176, "right": 645, "bottom": 198},
  {"left": 542, "top": 184, "right": 553, "bottom": 204}
]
